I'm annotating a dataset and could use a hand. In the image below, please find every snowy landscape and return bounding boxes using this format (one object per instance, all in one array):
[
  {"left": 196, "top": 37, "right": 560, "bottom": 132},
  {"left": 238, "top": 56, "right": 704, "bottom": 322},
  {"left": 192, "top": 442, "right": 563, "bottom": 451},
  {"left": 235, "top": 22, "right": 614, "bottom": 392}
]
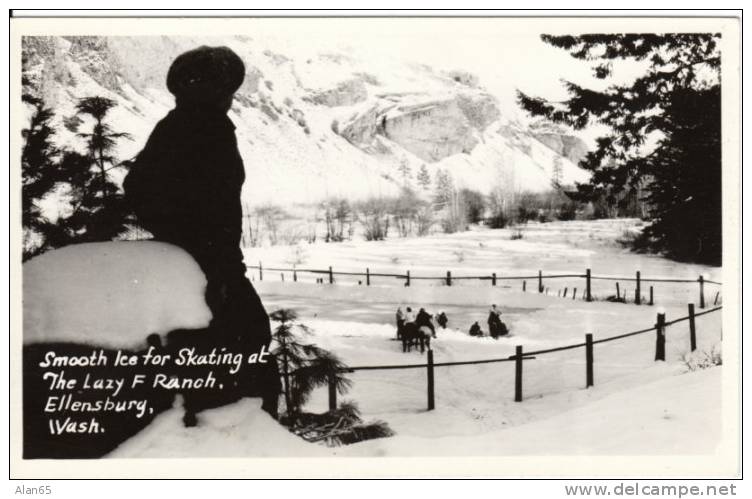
[
  {"left": 25, "top": 219, "right": 723, "bottom": 457},
  {"left": 21, "top": 34, "right": 590, "bottom": 211},
  {"left": 19, "top": 30, "right": 726, "bottom": 461}
]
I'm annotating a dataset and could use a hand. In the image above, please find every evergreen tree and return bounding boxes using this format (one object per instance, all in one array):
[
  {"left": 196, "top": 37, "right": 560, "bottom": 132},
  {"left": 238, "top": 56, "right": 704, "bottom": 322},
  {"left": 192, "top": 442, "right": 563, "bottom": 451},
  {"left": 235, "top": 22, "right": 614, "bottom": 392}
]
[
  {"left": 433, "top": 169, "right": 465, "bottom": 233},
  {"left": 433, "top": 169, "right": 454, "bottom": 207},
  {"left": 21, "top": 96, "right": 61, "bottom": 260},
  {"left": 65, "top": 96, "right": 132, "bottom": 242},
  {"left": 416, "top": 164, "right": 431, "bottom": 190},
  {"left": 270, "top": 309, "right": 351, "bottom": 418},
  {"left": 397, "top": 156, "right": 411, "bottom": 186},
  {"left": 517, "top": 34, "right": 721, "bottom": 264},
  {"left": 551, "top": 156, "right": 563, "bottom": 191},
  {"left": 269, "top": 308, "right": 393, "bottom": 446}
]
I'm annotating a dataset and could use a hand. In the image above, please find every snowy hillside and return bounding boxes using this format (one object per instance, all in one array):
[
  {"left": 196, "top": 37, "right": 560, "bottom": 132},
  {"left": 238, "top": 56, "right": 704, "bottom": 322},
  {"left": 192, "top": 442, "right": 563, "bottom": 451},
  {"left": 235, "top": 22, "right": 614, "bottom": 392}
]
[{"left": 22, "top": 35, "right": 590, "bottom": 206}]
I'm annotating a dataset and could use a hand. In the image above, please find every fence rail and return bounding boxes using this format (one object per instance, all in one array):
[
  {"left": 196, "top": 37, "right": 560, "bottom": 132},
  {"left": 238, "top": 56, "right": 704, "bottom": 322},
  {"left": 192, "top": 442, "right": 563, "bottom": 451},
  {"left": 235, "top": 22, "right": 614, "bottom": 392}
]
[
  {"left": 250, "top": 262, "right": 722, "bottom": 307},
  {"left": 303, "top": 305, "right": 723, "bottom": 412}
]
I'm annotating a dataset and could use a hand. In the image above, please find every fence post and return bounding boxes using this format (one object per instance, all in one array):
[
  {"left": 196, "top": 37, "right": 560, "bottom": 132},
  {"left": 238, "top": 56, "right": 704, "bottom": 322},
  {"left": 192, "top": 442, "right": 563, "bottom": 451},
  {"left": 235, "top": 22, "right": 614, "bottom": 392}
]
[
  {"left": 586, "top": 333, "right": 594, "bottom": 388},
  {"left": 293, "top": 266, "right": 297, "bottom": 282},
  {"left": 329, "top": 266, "right": 334, "bottom": 284},
  {"left": 492, "top": 272, "right": 497, "bottom": 286},
  {"left": 523, "top": 280, "right": 526, "bottom": 292},
  {"left": 366, "top": 268, "right": 370, "bottom": 286},
  {"left": 427, "top": 349, "right": 435, "bottom": 411},
  {"left": 615, "top": 282, "right": 620, "bottom": 300},
  {"left": 572, "top": 288, "right": 577, "bottom": 300},
  {"left": 406, "top": 270, "right": 411, "bottom": 287},
  {"left": 281, "top": 272, "right": 284, "bottom": 282},
  {"left": 635, "top": 271, "right": 642, "bottom": 305},
  {"left": 538, "top": 270, "right": 543, "bottom": 293},
  {"left": 446, "top": 271, "right": 452, "bottom": 286},
  {"left": 328, "top": 372, "right": 337, "bottom": 411},
  {"left": 698, "top": 275, "right": 705, "bottom": 309},
  {"left": 563, "top": 287, "right": 568, "bottom": 298},
  {"left": 714, "top": 291, "right": 720, "bottom": 306},
  {"left": 649, "top": 286, "right": 654, "bottom": 306},
  {"left": 259, "top": 261, "right": 263, "bottom": 281},
  {"left": 586, "top": 269, "right": 592, "bottom": 302},
  {"left": 514, "top": 346, "right": 523, "bottom": 402},
  {"left": 655, "top": 311, "right": 666, "bottom": 361},
  {"left": 688, "top": 303, "right": 697, "bottom": 352}
]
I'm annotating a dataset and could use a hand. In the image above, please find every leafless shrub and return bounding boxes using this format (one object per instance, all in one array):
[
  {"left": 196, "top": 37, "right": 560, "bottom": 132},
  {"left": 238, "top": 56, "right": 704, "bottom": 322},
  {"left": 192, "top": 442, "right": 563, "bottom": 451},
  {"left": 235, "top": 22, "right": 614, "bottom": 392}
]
[
  {"left": 254, "top": 204, "right": 290, "bottom": 246},
  {"left": 356, "top": 197, "right": 390, "bottom": 241},
  {"left": 321, "top": 197, "right": 352, "bottom": 242},
  {"left": 682, "top": 345, "right": 722, "bottom": 371},
  {"left": 285, "top": 243, "right": 309, "bottom": 266}
]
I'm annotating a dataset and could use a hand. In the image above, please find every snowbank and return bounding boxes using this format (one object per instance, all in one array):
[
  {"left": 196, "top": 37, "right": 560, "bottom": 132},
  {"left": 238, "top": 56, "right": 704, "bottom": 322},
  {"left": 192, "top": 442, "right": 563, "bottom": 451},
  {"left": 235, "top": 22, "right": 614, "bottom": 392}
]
[
  {"left": 23, "top": 241, "right": 212, "bottom": 349},
  {"left": 108, "top": 366, "right": 720, "bottom": 458},
  {"left": 108, "top": 397, "right": 329, "bottom": 458},
  {"left": 339, "top": 367, "right": 721, "bottom": 456}
]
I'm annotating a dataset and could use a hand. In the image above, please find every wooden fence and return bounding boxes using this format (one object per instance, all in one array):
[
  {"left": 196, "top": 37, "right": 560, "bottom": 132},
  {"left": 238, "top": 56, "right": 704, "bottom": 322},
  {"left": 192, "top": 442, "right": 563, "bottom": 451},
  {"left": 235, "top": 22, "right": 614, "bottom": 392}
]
[
  {"left": 249, "top": 263, "right": 722, "bottom": 307},
  {"left": 315, "top": 304, "right": 723, "bottom": 412}
]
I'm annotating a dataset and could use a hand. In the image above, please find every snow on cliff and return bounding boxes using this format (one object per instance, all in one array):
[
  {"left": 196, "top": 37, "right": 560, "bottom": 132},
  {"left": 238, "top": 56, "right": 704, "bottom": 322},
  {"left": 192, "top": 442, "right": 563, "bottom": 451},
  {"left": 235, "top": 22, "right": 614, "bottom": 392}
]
[{"left": 22, "top": 35, "right": 591, "bottom": 206}]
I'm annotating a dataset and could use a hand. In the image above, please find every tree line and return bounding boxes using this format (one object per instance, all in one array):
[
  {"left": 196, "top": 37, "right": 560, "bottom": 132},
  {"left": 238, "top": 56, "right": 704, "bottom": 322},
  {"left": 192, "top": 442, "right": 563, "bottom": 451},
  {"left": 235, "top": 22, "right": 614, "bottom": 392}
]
[{"left": 517, "top": 33, "right": 722, "bottom": 265}]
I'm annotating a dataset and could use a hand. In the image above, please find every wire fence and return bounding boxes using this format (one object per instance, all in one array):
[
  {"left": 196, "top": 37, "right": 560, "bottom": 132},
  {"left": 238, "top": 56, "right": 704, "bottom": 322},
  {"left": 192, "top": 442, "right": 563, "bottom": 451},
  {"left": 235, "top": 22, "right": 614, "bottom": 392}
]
[
  {"left": 308, "top": 305, "right": 723, "bottom": 412},
  {"left": 250, "top": 262, "right": 722, "bottom": 307}
]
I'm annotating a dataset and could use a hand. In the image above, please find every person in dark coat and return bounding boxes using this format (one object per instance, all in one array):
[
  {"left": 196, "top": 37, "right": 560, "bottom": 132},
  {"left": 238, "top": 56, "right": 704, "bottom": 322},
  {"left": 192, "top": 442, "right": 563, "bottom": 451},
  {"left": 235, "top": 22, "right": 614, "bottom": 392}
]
[
  {"left": 487, "top": 304, "right": 502, "bottom": 339},
  {"left": 469, "top": 321, "right": 483, "bottom": 337},
  {"left": 436, "top": 311, "right": 448, "bottom": 329},
  {"left": 123, "top": 46, "right": 278, "bottom": 423},
  {"left": 415, "top": 308, "right": 436, "bottom": 338}
]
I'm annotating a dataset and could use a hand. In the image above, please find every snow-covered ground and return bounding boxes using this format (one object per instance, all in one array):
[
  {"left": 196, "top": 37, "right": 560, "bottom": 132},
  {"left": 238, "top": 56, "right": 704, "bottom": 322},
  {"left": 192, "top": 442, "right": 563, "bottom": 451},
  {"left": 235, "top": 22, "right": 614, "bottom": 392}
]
[
  {"left": 247, "top": 219, "right": 722, "bottom": 307},
  {"left": 23, "top": 219, "right": 723, "bottom": 457},
  {"left": 113, "top": 219, "right": 722, "bottom": 457},
  {"left": 110, "top": 366, "right": 720, "bottom": 457}
]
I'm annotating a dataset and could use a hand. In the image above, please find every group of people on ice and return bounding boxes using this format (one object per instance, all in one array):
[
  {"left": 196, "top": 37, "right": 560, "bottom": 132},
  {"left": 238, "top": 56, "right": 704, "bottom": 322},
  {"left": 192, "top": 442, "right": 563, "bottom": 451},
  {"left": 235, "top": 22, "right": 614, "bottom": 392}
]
[
  {"left": 394, "top": 306, "right": 444, "bottom": 353},
  {"left": 394, "top": 303, "right": 509, "bottom": 352},
  {"left": 469, "top": 304, "right": 509, "bottom": 339}
]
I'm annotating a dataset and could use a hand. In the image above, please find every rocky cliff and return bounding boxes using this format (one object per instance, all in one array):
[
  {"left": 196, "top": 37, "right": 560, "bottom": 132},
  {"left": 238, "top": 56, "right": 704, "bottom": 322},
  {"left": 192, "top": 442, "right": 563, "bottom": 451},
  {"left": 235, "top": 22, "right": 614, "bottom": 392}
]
[{"left": 21, "top": 35, "right": 590, "bottom": 206}]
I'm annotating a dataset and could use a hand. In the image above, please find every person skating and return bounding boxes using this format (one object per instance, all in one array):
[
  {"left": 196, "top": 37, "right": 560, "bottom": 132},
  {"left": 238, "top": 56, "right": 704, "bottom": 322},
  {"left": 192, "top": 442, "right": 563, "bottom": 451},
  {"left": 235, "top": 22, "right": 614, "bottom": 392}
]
[
  {"left": 404, "top": 306, "right": 416, "bottom": 325},
  {"left": 487, "top": 304, "right": 502, "bottom": 338},
  {"left": 395, "top": 307, "right": 406, "bottom": 339},
  {"left": 436, "top": 310, "right": 448, "bottom": 329}
]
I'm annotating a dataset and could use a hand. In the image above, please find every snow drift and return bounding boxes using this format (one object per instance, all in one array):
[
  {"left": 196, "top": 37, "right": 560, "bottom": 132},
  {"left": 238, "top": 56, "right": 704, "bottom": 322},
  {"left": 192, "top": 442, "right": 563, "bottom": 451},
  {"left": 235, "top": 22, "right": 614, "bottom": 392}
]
[{"left": 23, "top": 241, "right": 212, "bottom": 349}]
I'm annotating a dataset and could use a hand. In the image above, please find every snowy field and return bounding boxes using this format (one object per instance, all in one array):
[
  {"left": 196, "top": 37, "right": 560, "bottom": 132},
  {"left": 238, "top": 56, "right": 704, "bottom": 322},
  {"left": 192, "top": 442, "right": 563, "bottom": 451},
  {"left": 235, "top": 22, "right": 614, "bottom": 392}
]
[
  {"left": 108, "top": 219, "right": 724, "bottom": 457},
  {"left": 23, "top": 219, "right": 723, "bottom": 457},
  {"left": 246, "top": 218, "right": 722, "bottom": 307}
]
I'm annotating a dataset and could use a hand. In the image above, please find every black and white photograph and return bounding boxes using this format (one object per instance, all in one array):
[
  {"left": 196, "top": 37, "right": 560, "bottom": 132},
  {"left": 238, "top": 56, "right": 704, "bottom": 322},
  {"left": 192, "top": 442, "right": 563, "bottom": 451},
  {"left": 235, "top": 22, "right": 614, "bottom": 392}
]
[{"left": 9, "top": 13, "right": 741, "bottom": 479}]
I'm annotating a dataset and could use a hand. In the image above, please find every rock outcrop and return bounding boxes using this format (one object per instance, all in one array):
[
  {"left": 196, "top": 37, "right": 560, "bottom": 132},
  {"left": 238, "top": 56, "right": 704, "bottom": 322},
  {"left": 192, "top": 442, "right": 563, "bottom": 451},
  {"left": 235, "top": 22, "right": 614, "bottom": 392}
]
[
  {"left": 21, "top": 35, "right": 590, "bottom": 204},
  {"left": 533, "top": 133, "right": 589, "bottom": 165},
  {"left": 337, "top": 91, "right": 501, "bottom": 163},
  {"left": 306, "top": 78, "right": 368, "bottom": 107}
]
